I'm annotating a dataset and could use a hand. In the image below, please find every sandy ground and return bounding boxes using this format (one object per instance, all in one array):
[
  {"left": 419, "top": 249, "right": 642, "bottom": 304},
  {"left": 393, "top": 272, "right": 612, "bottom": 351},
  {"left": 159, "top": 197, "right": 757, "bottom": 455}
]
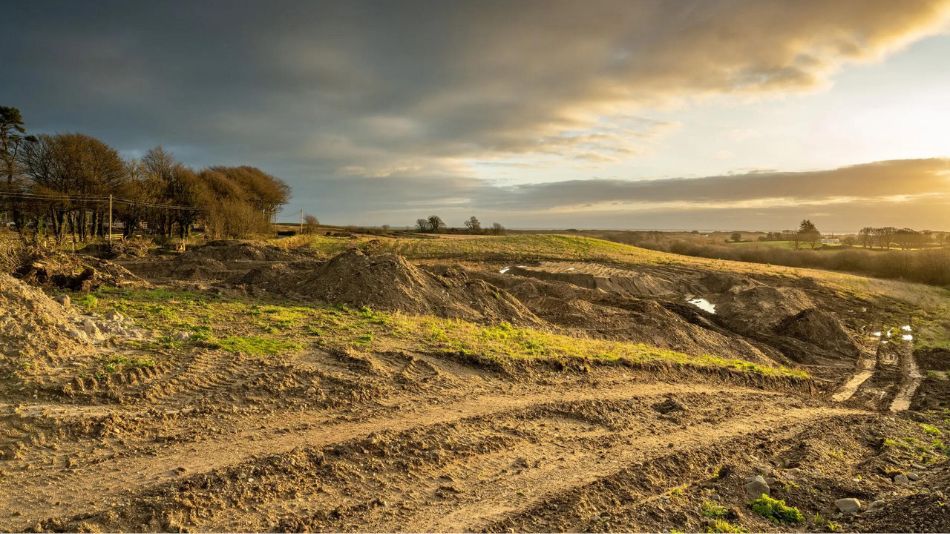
[{"left": 1, "top": 239, "right": 948, "bottom": 532}]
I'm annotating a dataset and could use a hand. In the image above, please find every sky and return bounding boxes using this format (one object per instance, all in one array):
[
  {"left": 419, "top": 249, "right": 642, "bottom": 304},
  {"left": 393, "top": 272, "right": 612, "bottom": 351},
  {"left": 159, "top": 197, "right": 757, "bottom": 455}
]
[{"left": 2, "top": 0, "right": 950, "bottom": 231}]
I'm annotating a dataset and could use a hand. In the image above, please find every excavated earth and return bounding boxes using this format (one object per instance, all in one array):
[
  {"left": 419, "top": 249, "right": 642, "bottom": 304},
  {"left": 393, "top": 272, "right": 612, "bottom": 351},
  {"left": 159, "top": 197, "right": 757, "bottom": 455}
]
[{"left": 0, "top": 240, "right": 947, "bottom": 532}]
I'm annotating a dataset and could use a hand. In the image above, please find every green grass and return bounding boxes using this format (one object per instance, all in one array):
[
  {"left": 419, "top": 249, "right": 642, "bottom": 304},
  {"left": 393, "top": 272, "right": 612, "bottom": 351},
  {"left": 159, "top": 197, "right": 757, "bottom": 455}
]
[
  {"left": 706, "top": 519, "right": 746, "bottom": 533},
  {"left": 214, "top": 336, "right": 303, "bottom": 357},
  {"left": 81, "top": 287, "right": 807, "bottom": 380},
  {"left": 701, "top": 500, "right": 728, "bottom": 518},
  {"left": 402, "top": 318, "right": 808, "bottom": 378},
  {"left": 920, "top": 423, "right": 943, "bottom": 437},
  {"left": 749, "top": 495, "right": 804, "bottom": 524}
]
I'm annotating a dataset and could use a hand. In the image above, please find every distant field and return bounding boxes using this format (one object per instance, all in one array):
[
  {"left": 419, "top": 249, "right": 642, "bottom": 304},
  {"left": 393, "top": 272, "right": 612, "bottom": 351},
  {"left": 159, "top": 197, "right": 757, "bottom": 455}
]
[{"left": 727, "top": 240, "right": 799, "bottom": 249}]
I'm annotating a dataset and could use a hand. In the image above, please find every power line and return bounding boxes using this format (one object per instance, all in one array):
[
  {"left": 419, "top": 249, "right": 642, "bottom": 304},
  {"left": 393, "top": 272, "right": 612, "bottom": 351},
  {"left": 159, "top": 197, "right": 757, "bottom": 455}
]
[{"left": 0, "top": 191, "right": 204, "bottom": 212}]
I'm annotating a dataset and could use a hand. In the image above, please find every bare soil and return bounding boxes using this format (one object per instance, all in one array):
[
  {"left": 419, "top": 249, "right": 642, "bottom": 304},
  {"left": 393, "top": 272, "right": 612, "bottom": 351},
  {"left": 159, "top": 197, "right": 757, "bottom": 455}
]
[{"left": 1, "top": 239, "right": 947, "bottom": 532}]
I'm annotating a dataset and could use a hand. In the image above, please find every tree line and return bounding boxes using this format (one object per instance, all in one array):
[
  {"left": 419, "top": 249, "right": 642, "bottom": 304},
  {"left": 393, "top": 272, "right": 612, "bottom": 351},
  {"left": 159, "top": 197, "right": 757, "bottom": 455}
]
[
  {"left": 856, "top": 227, "right": 940, "bottom": 250},
  {"left": 0, "top": 106, "right": 289, "bottom": 243},
  {"left": 415, "top": 215, "right": 505, "bottom": 234}
]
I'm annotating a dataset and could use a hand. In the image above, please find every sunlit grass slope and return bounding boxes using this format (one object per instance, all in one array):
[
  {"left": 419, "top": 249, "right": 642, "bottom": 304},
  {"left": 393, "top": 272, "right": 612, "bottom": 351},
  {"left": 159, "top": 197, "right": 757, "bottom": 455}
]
[{"left": 80, "top": 287, "right": 807, "bottom": 380}]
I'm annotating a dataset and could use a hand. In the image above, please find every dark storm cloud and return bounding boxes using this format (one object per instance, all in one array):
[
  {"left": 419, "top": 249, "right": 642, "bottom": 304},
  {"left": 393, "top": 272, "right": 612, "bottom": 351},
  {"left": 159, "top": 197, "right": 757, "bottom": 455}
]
[{"left": 2, "top": 0, "right": 949, "bottom": 228}]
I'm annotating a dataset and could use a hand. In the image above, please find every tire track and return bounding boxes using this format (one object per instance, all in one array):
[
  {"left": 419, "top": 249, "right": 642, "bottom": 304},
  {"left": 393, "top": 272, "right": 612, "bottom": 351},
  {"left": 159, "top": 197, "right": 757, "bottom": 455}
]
[{"left": 2, "top": 381, "right": 780, "bottom": 530}]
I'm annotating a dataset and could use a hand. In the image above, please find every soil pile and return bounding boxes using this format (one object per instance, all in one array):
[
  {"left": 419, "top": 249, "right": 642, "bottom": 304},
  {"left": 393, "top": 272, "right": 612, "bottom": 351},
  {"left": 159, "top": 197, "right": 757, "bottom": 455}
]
[
  {"left": 268, "top": 249, "right": 541, "bottom": 324},
  {"left": 185, "top": 240, "right": 302, "bottom": 262},
  {"left": 14, "top": 249, "right": 145, "bottom": 291},
  {"left": 507, "top": 263, "right": 677, "bottom": 298},
  {"left": 776, "top": 308, "right": 859, "bottom": 356},
  {"left": 0, "top": 273, "right": 92, "bottom": 365},
  {"left": 484, "top": 272, "right": 779, "bottom": 365},
  {"left": 124, "top": 241, "right": 309, "bottom": 282},
  {"left": 715, "top": 285, "right": 814, "bottom": 333},
  {"left": 83, "top": 239, "right": 154, "bottom": 260}
]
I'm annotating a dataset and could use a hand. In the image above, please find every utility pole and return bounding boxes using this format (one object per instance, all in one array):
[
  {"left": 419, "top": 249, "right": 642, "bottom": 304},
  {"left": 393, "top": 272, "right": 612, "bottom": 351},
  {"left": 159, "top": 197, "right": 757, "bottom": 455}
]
[
  {"left": 108, "top": 194, "right": 113, "bottom": 243},
  {"left": 299, "top": 208, "right": 303, "bottom": 234}
]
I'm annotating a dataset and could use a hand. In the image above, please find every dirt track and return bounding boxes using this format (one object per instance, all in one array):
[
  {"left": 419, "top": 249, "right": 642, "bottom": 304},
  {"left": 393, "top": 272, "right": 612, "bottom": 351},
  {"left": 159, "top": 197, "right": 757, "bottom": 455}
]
[{"left": 0, "top": 357, "right": 863, "bottom": 532}]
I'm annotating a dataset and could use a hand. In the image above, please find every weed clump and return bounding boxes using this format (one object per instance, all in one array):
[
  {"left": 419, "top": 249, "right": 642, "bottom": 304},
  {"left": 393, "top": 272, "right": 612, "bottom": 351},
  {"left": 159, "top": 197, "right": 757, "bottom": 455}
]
[
  {"left": 750, "top": 495, "right": 803, "bottom": 524},
  {"left": 706, "top": 519, "right": 746, "bottom": 533},
  {"left": 701, "top": 500, "right": 728, "bottom": 518}
]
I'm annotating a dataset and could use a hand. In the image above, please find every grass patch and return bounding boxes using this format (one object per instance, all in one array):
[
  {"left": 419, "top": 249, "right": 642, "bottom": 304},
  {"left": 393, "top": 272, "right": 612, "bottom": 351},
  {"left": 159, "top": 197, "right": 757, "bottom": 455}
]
[
  {"left": 749, "top": 495, "right": 804, "bottom": 524},
  {"left": 85, "top": 287, "right": 807, "bottom": 380},
  {"left": 74, "top": 293, "right": 99, "bottom": 311},
  {"left": 706, "top": 519, "right": 746, "bottom": 533},
  {"left": 701, "top": 500, "right": 728, "bottom": 518},
  {"left": 215, "top": 336, "right": 302, "bottom": 357},
  {"left": 385, "top": 317, "right": 808, "bottom": 379},
  {"left": 920, "top": 423, "right": 943, "bottom": 437}
]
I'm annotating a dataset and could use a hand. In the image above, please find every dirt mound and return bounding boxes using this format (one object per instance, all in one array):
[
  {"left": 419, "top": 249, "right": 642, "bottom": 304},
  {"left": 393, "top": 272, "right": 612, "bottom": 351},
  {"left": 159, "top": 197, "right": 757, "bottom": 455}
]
[
  {"left": 123, "top": 241, "right": 310, "bottom": 282},
  {"left": 264, "top": 249, "right": 540, "bottom": 324},
  {"left": 777, "top": 308, "right": 859, "bottom": 355},
  {"left": 508, "top": 263, "right": 677, "bottom": 298},
  {"left": 481, "top": 272, "right": 779, "bottom": 365},
  {"left": 0, "top": 273, "right": 92, "bottom": 371},
  {"left": 696, "top": 272, "right": 760, "bottom": 293},
  {"left": 715, "top": 285, "right": 814, "bottom": 332},
  {"left": 83, "top": 239, "right": 154, "bottom": 260},
  {"left": 186, "top": 240, "right": 302, "bottom": 262},
  {"left": 14, "top": 249, "right": 146, "bottom": 291}
]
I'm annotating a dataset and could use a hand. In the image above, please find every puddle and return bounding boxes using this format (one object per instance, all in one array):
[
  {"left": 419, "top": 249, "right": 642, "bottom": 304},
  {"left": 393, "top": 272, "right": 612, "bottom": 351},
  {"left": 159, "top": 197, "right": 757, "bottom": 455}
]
[
  {"left": 686, "top": 297, "right": 716, "bottom": 314},
  {"left": 499, "top": 267, "right": 510, "bottom": 274}
]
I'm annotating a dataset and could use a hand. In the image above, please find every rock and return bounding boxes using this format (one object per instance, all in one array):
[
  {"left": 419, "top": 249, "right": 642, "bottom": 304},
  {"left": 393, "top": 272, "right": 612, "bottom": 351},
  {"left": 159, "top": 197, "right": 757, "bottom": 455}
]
[
  {"left": 652, "top": 397, "right": 688, "bottom": 414},
  {"left": 80, "top": 318, "right": 103, "bottom": 341},
  {"left": 173, "top": 331, "right": 192, "bottom": 341},
  {"left": 744, "top": 475, "right": 770, "bottom": 499},
  {"left": 907, "top": 472, "right": 919, "bottom": 481},
  {"left": 104, "top": 310, "right": 124, "bottom": 323},
  {"left": 835, "top": 498, "right": 862, "bottom": 514},
  {"left": 55, "top": 294, "right": 71, "bottom": 307},
  {"left": 893, "top": 474, "right": 910, "bottom": 485},
  {"left": 868, "top": 500, "right": 885, "bottom": 511}
]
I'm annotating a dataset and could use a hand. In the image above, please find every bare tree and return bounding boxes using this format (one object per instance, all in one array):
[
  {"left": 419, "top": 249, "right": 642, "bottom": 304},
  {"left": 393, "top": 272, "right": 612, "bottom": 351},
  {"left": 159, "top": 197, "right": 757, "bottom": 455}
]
[
  {"left": 490, "top": 222, "right": 505, "bottom": 235},
  {"left": 464, "top": 215, "right": 481, "bottom": 233},
  {"left": 303, "top": 214, "right": 319, "bottom": 234},
  {"left": 416, "top": 218, "right": 430, "bottom": 232},
  {"left": 427, "top": 215, "right": 445, "bottom": 233}
]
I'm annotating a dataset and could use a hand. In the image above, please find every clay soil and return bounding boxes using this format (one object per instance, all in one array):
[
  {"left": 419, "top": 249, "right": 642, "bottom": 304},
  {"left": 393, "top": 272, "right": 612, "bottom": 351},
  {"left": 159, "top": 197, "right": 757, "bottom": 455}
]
[{"left": 1, "top": 235, "right": 948, "bottom": 533}]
